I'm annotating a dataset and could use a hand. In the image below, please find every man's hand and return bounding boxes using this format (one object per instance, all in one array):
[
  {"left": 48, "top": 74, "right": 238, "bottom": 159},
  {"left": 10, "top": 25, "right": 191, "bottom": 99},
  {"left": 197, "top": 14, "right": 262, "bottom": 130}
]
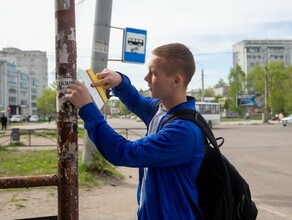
[
  {"left": 65, "top": 69, "right": 122, "bottom": 109},
  {"left": 92, "top": 69, "right": 122, "bottom": 89},
  {"left": 65, "top": 80, "right": 93, "bottom": 109}
]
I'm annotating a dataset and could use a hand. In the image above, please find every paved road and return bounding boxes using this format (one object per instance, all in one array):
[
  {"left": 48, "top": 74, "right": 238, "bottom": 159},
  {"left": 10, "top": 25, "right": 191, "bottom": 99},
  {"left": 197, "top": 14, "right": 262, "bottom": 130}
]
[
  {"left": 1, "top": 119, "right": 291, "bottom": 219},
  {"left": 212, "top": 123, "right": 292, "bottom": 219},
  {"left": 107, "top": 119, "right": 292, "bottom": 219}
]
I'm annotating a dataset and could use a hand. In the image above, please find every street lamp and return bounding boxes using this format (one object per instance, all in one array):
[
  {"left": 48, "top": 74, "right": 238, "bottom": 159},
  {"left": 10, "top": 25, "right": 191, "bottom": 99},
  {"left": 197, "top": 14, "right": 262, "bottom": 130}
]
[
  {"left": 262, "top": 52, "right": 276, "bottom": 124},
  {"left": 263, "top": 66, "right": 269, "bottom": 123},
  {"left": 196, "top": 62, "right": 205, "bottom": 102}
]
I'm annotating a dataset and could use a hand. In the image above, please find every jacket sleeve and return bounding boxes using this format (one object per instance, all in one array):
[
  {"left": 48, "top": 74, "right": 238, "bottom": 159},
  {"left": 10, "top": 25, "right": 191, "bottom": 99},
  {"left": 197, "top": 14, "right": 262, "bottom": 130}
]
[
  {"left": 112, "top": 73, "right": 158, "bottom": 124},
  {"left": 79, "top": 102, "right": 203, "bottom": 167}
]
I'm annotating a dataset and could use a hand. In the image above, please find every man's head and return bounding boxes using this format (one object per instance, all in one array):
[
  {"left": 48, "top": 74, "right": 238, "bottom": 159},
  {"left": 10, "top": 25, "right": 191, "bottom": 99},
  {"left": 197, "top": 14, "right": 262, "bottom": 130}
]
[
  {"left": 145, "top": 43, "right": 196, "bottom": 107},
  {"left": 151, "top": 43, "right": 196, "bottom": 87}
]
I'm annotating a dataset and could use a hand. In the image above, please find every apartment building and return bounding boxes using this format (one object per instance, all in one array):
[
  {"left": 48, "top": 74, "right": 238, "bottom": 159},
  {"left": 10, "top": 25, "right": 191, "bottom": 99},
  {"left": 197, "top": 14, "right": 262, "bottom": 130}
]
[
  {"left": 232, "top": 40, "right": 292, "bottom": 73},
  {"left": 0, "top": 47, "right": 47, "bottom": 116}
]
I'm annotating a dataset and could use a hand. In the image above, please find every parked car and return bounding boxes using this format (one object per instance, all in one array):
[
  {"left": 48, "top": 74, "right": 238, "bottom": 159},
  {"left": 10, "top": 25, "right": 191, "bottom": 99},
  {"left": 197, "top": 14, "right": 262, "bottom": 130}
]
[
  {"left": 29, "top": 115, "right": 39, "bottom": 122},
  {"left": 282, "top": 114, "right": 292, "bottom": 126},
  {"left": 10, "top": 115, "right": 23, "bottom": 123}
]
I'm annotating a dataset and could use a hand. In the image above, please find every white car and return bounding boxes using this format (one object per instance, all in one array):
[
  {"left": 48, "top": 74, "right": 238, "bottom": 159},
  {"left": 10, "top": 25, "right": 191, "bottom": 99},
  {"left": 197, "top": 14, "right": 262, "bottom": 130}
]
[
  {"left": 282, "top": 114, "right": 292, "bottom": 126},
  {"left": 29, "top": 115, "right": 39, "bottom": 122},
  {"left": 10, "top": 115, "right": 23, "bottom": 123}
]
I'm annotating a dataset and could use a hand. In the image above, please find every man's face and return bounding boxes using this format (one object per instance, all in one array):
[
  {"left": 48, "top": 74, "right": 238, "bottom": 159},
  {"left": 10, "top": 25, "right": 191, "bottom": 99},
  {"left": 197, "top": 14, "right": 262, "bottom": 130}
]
[{"left": 144, "top": 55, "right": 175, "bottom": 99}]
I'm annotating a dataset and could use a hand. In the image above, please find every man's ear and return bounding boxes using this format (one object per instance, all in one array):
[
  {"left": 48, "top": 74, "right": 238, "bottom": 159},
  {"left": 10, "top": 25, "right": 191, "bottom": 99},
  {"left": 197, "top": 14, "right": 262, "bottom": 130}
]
[{"left": 173, "top": 74, "right": 183, "bottom": 86}]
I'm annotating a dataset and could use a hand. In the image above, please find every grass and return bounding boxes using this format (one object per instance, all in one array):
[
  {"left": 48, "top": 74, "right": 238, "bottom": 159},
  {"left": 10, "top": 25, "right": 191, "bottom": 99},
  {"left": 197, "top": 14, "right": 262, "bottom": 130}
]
[
  {"left": 1, "top": 121, "right": 123, "bottom": 189},
  {"left": 0, "top": 147, "right": 123, "bottom": 187},
  {"left": 221, "top": 115, "right": 263, "bottom": 122}
]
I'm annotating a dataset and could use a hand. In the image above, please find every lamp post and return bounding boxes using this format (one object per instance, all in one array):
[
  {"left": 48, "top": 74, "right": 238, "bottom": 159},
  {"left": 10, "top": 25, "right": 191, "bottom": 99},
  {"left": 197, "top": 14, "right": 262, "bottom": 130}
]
[
  {"left": 196, "top": 62, "right": 204, "bottom": 102},
  {"left": 263, "top": 52, "right": 274, "bottom": 124},
  {"left": 263, "top": 66, "right": 269, "bottom": 123}
]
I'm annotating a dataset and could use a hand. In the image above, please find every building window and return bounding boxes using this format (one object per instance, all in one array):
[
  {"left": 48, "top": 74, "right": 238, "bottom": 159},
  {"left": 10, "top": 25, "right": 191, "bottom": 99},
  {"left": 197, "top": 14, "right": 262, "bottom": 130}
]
[
  {"left": 21, "top": 100, "right": 28, "bottom": 105},
  {"left": 8, "top": 75, "right": 17, "bottom": 83},
  {"left": 247, "top": 47, "right": 261, "bottom": 53},
  {"left": 31, "top": 88, "right": 38, "bottom": 93},
  {"left": 21, "top": 73, "right": 28, "bottom": 80},
  {"left": 9, "top": 97, "right": 17, "bottom": 103},
  {"left": 31, "top": 79, "right": 39, "bottom": 86},
  {"left": 268, "top": 47, "right": 284, "bottom": 53},
  {"left": 20, "top": 82, "right": 28, "bottom": 89},
  {"left": 9, "top": 88, "right": 17, "bottom": 94}
]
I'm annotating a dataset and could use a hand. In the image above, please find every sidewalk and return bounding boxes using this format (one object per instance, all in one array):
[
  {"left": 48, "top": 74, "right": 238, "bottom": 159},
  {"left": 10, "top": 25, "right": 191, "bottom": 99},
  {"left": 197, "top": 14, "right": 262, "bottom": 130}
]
[
  {"left": 0, "top": 119, "right": 281, "bottom": 147},
  {"left": 221, "top": 119, "right": 281, "bottom": 125}
]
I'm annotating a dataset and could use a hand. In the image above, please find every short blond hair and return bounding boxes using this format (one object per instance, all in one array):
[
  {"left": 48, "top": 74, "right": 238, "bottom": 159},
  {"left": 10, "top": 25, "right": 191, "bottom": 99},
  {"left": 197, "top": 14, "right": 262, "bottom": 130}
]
[{"left": 152, "top": 43, "right": 196, "bottom": 87}]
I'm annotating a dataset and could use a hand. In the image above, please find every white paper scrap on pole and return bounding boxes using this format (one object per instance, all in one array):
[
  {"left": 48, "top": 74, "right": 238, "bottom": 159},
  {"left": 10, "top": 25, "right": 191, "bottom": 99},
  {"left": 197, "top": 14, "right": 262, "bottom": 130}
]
[{"left": 78, "top": 71, "right": 106, "bottom": 110}]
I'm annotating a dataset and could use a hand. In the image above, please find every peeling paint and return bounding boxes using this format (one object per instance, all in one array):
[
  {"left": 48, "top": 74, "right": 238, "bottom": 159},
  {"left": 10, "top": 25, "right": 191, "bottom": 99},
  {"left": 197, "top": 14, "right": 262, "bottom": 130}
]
[
  {"left": 55, "top": 0, "right": 79, "bottom": 218},
  {"left": 0, "top": 175, "right": 58, "bottom": 189},
  {"left": 56, "top": 0, "right": 71, "bottom": 11},
  {"left": 68, "top": 27, "right": 76, "bottom": 41}
]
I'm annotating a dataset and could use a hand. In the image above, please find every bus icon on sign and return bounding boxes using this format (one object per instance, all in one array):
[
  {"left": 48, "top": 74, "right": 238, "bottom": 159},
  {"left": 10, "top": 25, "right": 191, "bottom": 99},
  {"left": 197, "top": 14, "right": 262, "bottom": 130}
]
[
  {"left": 123, "top": 27, "right": 147, "bottom": 63},
  {"left": 127, "top": 38, "right": 144, "bottom": 47}
]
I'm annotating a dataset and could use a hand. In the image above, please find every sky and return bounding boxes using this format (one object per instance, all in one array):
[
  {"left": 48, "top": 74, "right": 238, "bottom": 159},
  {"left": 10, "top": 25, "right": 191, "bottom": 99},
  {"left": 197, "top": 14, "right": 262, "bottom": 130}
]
[{"left": 1, "top": 0, "right": 292, "bottom": 91}]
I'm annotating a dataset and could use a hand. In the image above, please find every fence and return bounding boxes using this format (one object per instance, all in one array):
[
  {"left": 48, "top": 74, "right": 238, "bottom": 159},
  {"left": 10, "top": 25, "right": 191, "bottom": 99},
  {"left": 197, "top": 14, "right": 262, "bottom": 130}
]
[
  {"left": 0, "top": 127, "right": 146, "bottom": 147},
  {"left": 0, "top": 126, "right": 146, "bottom": 219},
  {"left": 0, "top": 128, "right": 58, "bottom": 147}
]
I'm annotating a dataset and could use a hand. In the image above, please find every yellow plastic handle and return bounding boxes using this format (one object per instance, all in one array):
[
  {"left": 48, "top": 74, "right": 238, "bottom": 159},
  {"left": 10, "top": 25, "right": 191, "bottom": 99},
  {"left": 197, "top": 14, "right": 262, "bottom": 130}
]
[{"left": 86, "top": 69, "right": 108, "bottom": 104}]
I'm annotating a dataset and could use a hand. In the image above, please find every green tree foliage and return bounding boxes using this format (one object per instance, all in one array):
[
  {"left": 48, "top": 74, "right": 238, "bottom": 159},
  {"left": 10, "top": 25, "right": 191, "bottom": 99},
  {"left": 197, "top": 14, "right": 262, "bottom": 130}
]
[
  {"left": 118, "top": 101, "right": 129, "bottom": 115},
  {"left": 248, "top": 62, "right": 292, "bottom": 115},
  {"left": 36, "top": 84, "right": 56, "bottom": 116},
  {"left": 197, "top": 88, "right": 215, "bottom": 100},
  {"left": 214, "top": 78, "right": 226, "bottom": 87},
  {"left": 247, "top": 65, "right": 265, "bottom": 93},
  {"left": 268, "top": 62, "right": 286, "bottom": 114},
  {"left": 283, "top": 66, "right": 292, "bottom": 114},
  {"left": 228, "top": 64, "right": 246, "bottom": 116}
]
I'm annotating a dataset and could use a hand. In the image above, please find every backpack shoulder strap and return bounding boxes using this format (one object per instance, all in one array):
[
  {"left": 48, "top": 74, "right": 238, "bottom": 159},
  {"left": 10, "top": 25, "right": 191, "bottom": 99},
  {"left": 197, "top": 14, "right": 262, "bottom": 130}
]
[{"left": 161, "top": 109, "right": 222, "bottom": 149}]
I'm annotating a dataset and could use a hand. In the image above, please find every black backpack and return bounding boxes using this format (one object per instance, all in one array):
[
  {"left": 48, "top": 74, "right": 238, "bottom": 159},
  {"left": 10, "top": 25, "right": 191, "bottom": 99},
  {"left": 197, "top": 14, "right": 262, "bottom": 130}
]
[{"left": 161, "top": 109, "right": 258, "bottom": 220}]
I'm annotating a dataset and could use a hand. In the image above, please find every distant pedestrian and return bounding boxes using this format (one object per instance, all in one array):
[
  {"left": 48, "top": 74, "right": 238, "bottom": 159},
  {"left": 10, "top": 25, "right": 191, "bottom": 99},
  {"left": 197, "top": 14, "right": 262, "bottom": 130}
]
[
  {"left": 48, "top": 114, "right": 52, "bottom": 124},
  {"left": 245, "top": 111, "right": 250, "bottom": 120},
  {"left": 1, "top": 114, "right": 8, "bottom": 130},
  {"left": 279, "top": 112, "right": 284, "bottom": 123}
]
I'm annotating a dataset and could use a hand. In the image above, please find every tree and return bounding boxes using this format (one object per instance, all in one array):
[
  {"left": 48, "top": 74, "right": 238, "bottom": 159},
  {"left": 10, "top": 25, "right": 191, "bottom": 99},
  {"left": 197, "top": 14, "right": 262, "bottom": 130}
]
[
  {"left": 227, "top": 64, "right": 246, "bottom": 116},
  {"left": 36, "top": 84, "right": 56, "bottom": 116},
  {"left": 247, "top": 65, "right": 264, "bottom": 93},
  {"left": 197, "top": 88, "right": 215, "bottom": 100},
  {"left": 283, "top": 66, "right": 292, "bottom": 115},
  {"left": 118, "top": 101, "right": 129, "bottom": 115},
  {"left": 248, "top": 62, "right": 292, "bottom": 116},
  {"left": 214, "top": 78, "right": 226, "bottom": 87},
  {"left": 268, "top": 62, "right": 286, "bottom": 115}
]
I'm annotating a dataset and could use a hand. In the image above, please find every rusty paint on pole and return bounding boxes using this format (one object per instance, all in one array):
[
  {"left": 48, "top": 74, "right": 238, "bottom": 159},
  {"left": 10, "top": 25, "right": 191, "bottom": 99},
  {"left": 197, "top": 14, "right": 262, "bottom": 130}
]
[
  {"left": 55, "top": 1, "right": 78, "bottom": 219},
  {"left": 0, "top": 175, "right": 58, "bottom": 189}
]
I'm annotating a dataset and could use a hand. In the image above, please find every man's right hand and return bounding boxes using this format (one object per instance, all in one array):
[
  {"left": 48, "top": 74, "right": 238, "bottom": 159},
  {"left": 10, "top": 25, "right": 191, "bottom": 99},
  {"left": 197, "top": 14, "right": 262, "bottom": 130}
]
[{"left": 92, "top": 69, "right": 122, "bottom": 89}]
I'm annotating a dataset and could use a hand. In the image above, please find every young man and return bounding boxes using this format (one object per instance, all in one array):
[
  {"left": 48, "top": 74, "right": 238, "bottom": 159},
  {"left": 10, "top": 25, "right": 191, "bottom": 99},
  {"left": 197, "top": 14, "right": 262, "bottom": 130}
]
[{"left": 66, "top": 43, "right": 204, "bottom": 220}]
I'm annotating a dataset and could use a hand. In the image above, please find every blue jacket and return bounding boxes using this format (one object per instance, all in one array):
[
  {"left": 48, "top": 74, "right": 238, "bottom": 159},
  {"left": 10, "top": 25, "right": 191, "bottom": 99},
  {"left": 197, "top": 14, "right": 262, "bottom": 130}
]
[{"left": 79, "top": 74, "right": 204, "bottom": 220}]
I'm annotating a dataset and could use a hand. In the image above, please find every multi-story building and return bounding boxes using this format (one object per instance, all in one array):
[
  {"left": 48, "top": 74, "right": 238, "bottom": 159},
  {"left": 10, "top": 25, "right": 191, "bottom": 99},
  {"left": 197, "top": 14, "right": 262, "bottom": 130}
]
[
  {"left": 233, "top": 40, "right": 292, "bottom": 73},
  {"left": 0, "top": 48, "right": 48, "bottom": 116}
]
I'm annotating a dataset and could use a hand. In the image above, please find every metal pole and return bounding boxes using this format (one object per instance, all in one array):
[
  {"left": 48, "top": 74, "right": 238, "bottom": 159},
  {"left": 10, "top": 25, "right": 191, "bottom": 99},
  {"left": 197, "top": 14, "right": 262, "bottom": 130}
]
[
  {"left": 55, "top": 1, "right": 79, "bottom": 219},
  {"left": 264, "top": 66, "right": 269, "bottom": 123},
  {"left": 0, "top": 175, "right": 58, "bottom": 189},
  {"left": 201, "top": 69, "right": 205, "bottom": 102},
  {"left": 82, "top": 0, "right": 113, "bottom": 163}
]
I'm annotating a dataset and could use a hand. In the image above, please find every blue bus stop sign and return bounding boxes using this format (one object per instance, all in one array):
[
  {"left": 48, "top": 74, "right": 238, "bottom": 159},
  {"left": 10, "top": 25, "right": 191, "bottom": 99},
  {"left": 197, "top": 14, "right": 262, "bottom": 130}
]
[{"left": 122, "top": 27, "right": 147, "bottom": 64}]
